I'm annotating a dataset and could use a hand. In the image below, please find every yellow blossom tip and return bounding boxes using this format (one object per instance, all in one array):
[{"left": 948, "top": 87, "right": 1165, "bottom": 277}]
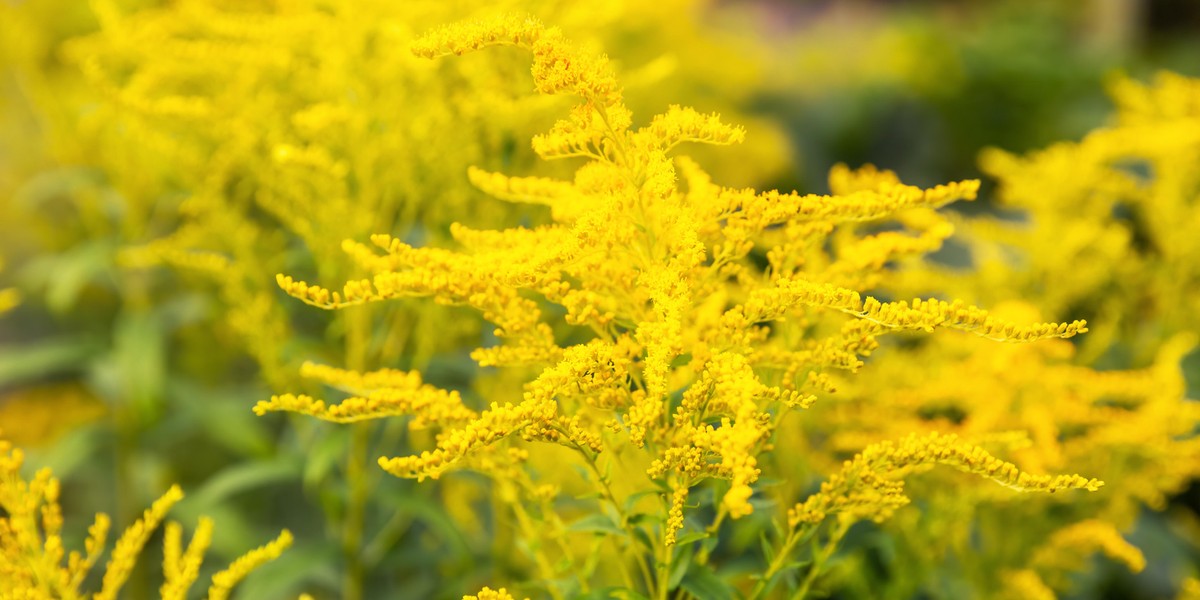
[{"left": 206, "top": 529, "right": 293, "bottom": 600}]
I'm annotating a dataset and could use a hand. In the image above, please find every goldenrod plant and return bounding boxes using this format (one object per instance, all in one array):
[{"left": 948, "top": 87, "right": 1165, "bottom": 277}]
[
  {"left": 2, "top": 2, "right": 792, "bottom": 598},
  {"left": 842, "top": 72, "right": 1200, "bottom": 597},
  {"left": 0, "top": 436, "right": 291, "bottom": 600},
  {"left": 4, "top": 2, "right": 1199, "bottom": 599},
  {"left": 972, "top": 72, "right": 1200, "bottom": 367},
  {"left": 255, "top": 16, "right": 1135, "bottom": 599},
  {"left": 799, "top": 310, "right": 1199, "bottom": 598}
]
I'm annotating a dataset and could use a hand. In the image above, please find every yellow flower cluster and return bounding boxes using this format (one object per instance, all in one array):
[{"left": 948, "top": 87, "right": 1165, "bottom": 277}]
[
  {"left": 28, "top": 0, "right": 791, "bottom": 399},
  {"left": 462, "top": 586, "right": 526, "bottom": 600},
  {"left": 997, "top": 521, "right": 1145, "bottom": 598},
  {"left": 265, "top": 15, "right": 1107, "bottom": 598},
  {"left": 254, "top": 361, "right": 475, "bottom": 427},
  {"left": 797, "top": 310, "right": 1199, "bottom": 597},
  {"left": 0, "top": 436, "right": 291, "bottom": 600},
  {"left": 848, "top": 74, "right": 1200, "bottom": 597},
  {"left": 787, "top": 432, "right": 1101, "bottom": 527},
  {"left": 937, "top": 72, "right": 1200, "bottom": 365}
]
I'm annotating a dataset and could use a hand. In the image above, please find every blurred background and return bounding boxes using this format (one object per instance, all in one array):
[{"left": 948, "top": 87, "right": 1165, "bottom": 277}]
[{"left": 1, "top": 0, "right": 1198, "bottom": 598}]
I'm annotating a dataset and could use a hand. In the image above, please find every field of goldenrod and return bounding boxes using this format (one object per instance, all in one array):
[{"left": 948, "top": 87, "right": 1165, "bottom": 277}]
[{"left": 2, "top": 1, "right": 1199, "bottom": 599}]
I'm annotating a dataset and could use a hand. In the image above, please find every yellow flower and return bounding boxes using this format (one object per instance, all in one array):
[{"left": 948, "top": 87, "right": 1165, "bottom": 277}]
[{"left": 0, "top": 436, "right": 290, "bottom": 600}]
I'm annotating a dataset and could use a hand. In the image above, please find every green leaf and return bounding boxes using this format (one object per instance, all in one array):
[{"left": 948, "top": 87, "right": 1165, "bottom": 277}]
[
  {"left": 788, "top": 559, "right": 813, "bottom": 571},
  {"left": 178, "top": 455, "right": 303, "bottom": 518},
  {"left": 602, "top": 500, "right": 623, "bottom": 526},
  {"left": 680, "top": 564, "right": 736, "bottom": 600},
  {"left": 579, "top": 588, "right": 649, "bottom": 600},
  {"left": 375, "top": 488, "right": 472, "bottom": 561},
  {"left": 673, "top": 531, "right": 710, "bottom": 547},
  {"left": 667, "top": 542, "right": 694, "bottom": 589},
  {"left": 0, "top": 337, "right": 100, "bottom": 387},
  {"left": 567, "top": 513, "right": 625, "bottom": 536},
  {"left": 628, "top": 512, "right": 662, "bottom": 528},
  {"left": 21, "top": 240, "right": 117, "bottom": 314},
  {"left": 759, "top": 531, "right": 775, "bottom": 562},
  {"left": 303, "top": 426, "right": 348, "bottom": 492},
  {"left": 174, "top": 383, "right": 273, "bottom": 458},
  {"left": 94, "top": 309, "right": 166, "bottom": 422},
  {"left": 572, "top": 464, "right": 593, "bottom": 482},
  {"left": 24, "top": 422, "right": 104, "bottom": 481},
  {"left": 632, "top": 527, "right": 656, "bottom": 553},
  {"left": 622, "top": 489, "right": 659, "bottom": 514}
]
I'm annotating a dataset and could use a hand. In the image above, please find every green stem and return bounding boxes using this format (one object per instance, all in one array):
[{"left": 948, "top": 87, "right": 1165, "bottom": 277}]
[
  {"left": 656, "top": 519, "right": 672, "bottom": 600},
  {"left": 749, "top": 531, "right": 799, "bottom": 600},
  {"left": 751, "top": 517, "right": 844, "bottom": 600},
  {"left": 508, "top": 493, "right": 566, "bottom": 600},
  {"left": 342, "top": 305, "right": 373, "bottom": 600},
  {"left": 343, "top": 422, "right": 371, "bottom": 600},
  {"left": 695, "top": 506, "right": 727, "bottom": 566},
  {"left": 568, "top": 438, "right": 655, "bottom": 594},
  {"left": 793, "top": 519, "right": 850, "bottom": 600}
]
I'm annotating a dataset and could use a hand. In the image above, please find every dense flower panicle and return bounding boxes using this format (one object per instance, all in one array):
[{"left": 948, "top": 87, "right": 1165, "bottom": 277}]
[
  {"left": 787, "top": 432, "right": 1102, "bottom": 527},
  {"left": 1000, "top": 569, "right": 1058, "bottom": 600},
  {"left": 410, "top": 15, "right": 545, "bottom": 59},
  {"left": 932, "top": 72, "right": 1200, "bottom": 365},
  {"left": 377, "top": 398, "right": 555, "bottom": 481},
  {"left": 206, "top": 529, "right": 293, "bottom": 600},
  {"left": 70, "top": 0, "right": 788, "bottom": 401},
  {"left": 466, "top": 167, "right": 584, "bottom": 220},
  {"left": 462, "top": 586, "right": 525, "bottom": 600},
  {"left": 95, "top": 485, "right": 185, "bottom": 600},
  {"left": 161, "top": 518, "right": 214, "bottom": 600},
  {"left": 799, "top": 319, "right": 1200, "bottom": 597},
  {"left": 298, "top": 361, "right": 428, "bottom": 394},
  {"left": 413, "top": 14, "right": 620, "bottom": 106},
  {"left": 253, "top": 390, "right": 477, "bottom": 427},
  {"left": 640, "top": 104, "right": 747, "bottom": 149},
  {"left": 717, "top": 176, "right": 979, "bottom": 233},
  {"left": 664, "top": 485, "right": 690, "bottom": 546},
  {"left": 260, "top": 13, "right": 1125, "bottom": 598},
  {"left": 13, "top": 0, "right": 1164, "bottom": 597},
  {"left": 0, "top": 437, "right": 289, "bottom": 600},
  {"left": 745, "top": 278, "right": 1086, "bottom": 341},
  {"left": 253, "top": 361, "right": 476, "bottom": 426},
  {"left": 1032, "top": 519, "right": 1146, "bottom": 576}
]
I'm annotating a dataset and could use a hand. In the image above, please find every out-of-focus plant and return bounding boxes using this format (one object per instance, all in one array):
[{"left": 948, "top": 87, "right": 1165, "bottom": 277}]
[
  {"left": 750, "top": 0, "right": 1200, "bottom": 189},
  {"left": 969, "top": 72, "right": 1200, "bottom": 367},
  {"left": 254, "top": 16, "right": 1140, "bottom": 599},
  {"left": 0, "top": 259, "right": 16, "bottom": 316},
  {"left": 868, "top": 71, "right": 1200, "bottom": 598},
  {"left": 0, "top": 435, "right": 291, "bottom": 600},
  {"left": 798, "top": 310, "right": 1199, "bottom": 598}
]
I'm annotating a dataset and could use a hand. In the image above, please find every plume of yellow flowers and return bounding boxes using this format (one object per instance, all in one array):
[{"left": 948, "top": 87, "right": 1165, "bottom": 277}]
[
  {"left": 0, "top": 436, "right": 291, "bottom": 600},
  {"left": 850, "top": 72, "right": 1200, "bottom": 598},
  {"left": 262, "top": 14, "right": 1105, "bottom": 599},
  {"left": 464, "top": 587, "right": 526, "bottom": 600},
  {"left": 900, "top": 72, "right": 1200, "bottom": 366}
]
